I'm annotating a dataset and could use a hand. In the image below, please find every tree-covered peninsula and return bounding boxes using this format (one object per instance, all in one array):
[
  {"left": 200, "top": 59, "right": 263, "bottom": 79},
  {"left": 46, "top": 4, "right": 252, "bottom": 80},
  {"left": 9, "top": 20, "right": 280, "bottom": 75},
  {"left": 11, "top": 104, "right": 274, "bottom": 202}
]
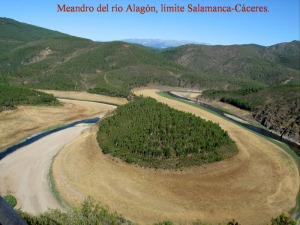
[{"left": 97, "top": 97, "right": 237, "bottom": 169}]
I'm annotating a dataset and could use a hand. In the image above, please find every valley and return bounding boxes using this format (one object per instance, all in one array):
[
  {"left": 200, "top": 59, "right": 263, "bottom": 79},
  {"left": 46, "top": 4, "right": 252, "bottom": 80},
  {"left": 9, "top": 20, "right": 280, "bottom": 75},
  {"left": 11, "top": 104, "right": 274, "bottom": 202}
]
[
  {"left": 0, "top": 88, "right": 299, "bottom": 224},
  {"left": 0, "top": 17, "right": 299, "bottom": 225}
]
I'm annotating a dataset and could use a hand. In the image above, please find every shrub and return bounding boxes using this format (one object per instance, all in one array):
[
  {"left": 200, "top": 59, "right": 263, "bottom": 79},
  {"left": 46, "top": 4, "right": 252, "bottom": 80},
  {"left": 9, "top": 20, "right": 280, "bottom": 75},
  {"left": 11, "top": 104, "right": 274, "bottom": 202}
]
[
  {"left": 17, "top": 197, "right": 132, "bottom": 225},
  {"left": 3, "top": 194, "right": 17, "bottom": 208},
  {"left": 154, "top": 221, "right": 173, "bottom": 225},
  {"left": 270, "top": 213, "right": 296, "bottom": 225}
]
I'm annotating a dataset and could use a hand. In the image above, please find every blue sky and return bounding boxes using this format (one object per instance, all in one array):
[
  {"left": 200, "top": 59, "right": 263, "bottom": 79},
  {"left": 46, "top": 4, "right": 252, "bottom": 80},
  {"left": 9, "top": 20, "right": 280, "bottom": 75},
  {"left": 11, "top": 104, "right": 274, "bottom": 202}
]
[{"left": 0, "top": 0, "right": 299, "bottom": 46}]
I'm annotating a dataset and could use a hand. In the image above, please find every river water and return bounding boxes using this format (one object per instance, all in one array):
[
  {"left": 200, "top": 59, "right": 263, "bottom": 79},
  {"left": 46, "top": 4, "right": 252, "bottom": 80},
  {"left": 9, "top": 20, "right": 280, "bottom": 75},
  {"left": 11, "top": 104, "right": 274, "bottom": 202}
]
[{"left": 0, "top": 117, "right": 100, "bottom": 160}]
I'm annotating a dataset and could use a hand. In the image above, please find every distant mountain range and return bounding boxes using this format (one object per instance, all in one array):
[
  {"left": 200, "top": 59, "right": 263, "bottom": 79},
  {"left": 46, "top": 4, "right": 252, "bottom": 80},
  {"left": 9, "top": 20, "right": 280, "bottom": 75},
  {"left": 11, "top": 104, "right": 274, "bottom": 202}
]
[{"left": 122, "top": 39, "right": 200, "bottom": 48}]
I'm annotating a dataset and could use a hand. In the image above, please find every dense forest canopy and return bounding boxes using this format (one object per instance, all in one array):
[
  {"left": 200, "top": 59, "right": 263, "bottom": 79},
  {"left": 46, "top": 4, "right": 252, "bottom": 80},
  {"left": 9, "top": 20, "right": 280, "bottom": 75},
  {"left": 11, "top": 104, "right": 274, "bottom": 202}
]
[
  {"left": 0, "top": 83, "right": 59, "bottom": 111},
  {"left": 97, "top": 97, "right": 237, "bottom": 169}
]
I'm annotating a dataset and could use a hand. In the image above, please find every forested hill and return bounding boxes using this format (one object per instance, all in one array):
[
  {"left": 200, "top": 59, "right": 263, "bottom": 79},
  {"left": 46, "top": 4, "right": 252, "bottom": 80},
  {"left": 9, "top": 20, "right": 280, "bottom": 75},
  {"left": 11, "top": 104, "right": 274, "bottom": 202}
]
[
  {"left": 97, "top": 97, "right": 237, "bottom": 169},
  {"left": 1, "top": 17, "right": 299, "bottom": 99},
  {"left": 0, "top": 83, "right": 59, "bottom": 111},
  {"left": 0, "top": 17, "right": 203, "bottom": 97},
  {"left": 161, "top": 41, "right": 300, "bottom": 85},
  {"left": 0, "top": 17, "right": 66, "bottom": 42}
]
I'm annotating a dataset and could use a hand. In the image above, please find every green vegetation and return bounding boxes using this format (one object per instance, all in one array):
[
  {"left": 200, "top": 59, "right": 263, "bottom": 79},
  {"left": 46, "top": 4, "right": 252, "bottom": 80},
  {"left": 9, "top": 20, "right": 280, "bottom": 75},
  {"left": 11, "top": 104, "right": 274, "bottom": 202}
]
[
  {"left": 48, "top": 155, "right": 68, "bottom": 209},
  {"left": 97, "top": 97, "right": 237, "bottom": 169},
  {"left": 0, "top": 83, "right": 60, "bottom": 111},
  {"left": 1, "top": 18, "right": 299, "bottom": 99},
  {"left": 154, "top": 221, "right": 174, "bottom": 225},
  {"left": 17, "top": 197, "right": 133, "bottom": 225},
  {"left": 202, "top": 84, "right": 300, "bottom": 112},
  {"left": 0, "top": 17, "right": 65, "bottom": 42},
  {"left": 3, "top": 18, "right": 298, "bottom": 100},
  {"left": 269, "top": 40, "right": 300, "bottom": 71},
  {"left": 3, "top": 194, "right": 17, "bottom": 208},
  {"left": 88, "top": 86, "right": 129, "bottom": 98},
  {"left": 197, "top": 85, "right": 300, "bottom": 154},
  {"left": 1, "top": 18, "right": 299, "bottom": 103},
  {"left": 15, "top": 197, "right": 296, "bottom": 225},
  {"left": 161, "top": 42, "right": 300, "bottom": 86},
  {"left": 220, "top": 97, "right": 255, "bottom": 111},
  {"left": 271, "top": 213, "right": 296, "bottom": 225}
]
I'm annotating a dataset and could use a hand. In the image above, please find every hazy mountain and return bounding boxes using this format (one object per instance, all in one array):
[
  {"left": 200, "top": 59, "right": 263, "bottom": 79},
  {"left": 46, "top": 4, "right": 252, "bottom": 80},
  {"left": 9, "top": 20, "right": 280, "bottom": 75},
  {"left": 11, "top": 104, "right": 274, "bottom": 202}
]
[{"left": 123, "top": 39, "right": 200, "bottom": 49}]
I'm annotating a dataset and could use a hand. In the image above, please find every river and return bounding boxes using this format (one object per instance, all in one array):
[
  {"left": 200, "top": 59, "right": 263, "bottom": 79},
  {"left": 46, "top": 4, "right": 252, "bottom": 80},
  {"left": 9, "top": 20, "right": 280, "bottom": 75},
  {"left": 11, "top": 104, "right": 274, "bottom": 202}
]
[{"left": 0, "top": 118, "right": 99, "bottom": 160}]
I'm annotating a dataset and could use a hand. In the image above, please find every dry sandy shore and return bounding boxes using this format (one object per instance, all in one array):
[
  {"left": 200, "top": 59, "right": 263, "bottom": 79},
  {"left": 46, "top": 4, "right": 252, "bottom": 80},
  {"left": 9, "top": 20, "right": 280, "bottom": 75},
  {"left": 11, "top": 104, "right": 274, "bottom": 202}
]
[
  {"left": 0, "top": 124, "right": 91, "bottom": 214},
  {"left": 42, "top": 90, "right": 128, "bottom": 106},
  {"left": 223, "top": 113, "right": 250, "bottom": 124},
  {"left": 0, "top": 95, "right": 117, "bottom": 213},
  {"left": 171, "top": 90, "right": 252, "bottom": 118},
  {"left": 53, "top": 89, "right": 299, "bottom": 225},
  {"left": 0, "top": 99, "right": 116, "bottom": 150}
]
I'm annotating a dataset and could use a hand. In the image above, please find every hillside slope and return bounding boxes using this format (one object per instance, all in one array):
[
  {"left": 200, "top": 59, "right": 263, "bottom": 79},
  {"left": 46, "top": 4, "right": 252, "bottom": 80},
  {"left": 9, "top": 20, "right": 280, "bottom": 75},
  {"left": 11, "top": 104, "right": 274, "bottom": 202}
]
[
  {"left": 0, "top": 18, "right": 211, "bottom": 96},
  {"left": 161, "top": 42, "right": 300, "bottom": 85},
  {"left": 2, "top": 18, "right": 299, "bottom": 93},
  {"left": 268, "top": 40, "right": 300, "bottom": 70}
]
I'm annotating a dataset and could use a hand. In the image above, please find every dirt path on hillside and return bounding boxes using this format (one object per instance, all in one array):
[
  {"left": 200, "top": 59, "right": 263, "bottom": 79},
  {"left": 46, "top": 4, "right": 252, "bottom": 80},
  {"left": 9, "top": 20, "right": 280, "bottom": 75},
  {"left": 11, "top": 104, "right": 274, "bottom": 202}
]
[
  {"left": 0, "top": 99, "right": 117, "bottom": 150},
  {"left": 52, "top": 89, "right": 299, "bottom": 225}
]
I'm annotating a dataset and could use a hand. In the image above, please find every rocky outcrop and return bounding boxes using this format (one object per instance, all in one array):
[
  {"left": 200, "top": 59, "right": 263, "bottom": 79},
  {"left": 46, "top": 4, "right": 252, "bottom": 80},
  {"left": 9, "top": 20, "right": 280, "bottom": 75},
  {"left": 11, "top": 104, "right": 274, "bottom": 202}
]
[
  {"left": 21, "top": 47, "right": 52, "bottom": 65},
  {"left": 253, "top": 98, "right": 300, "bottom": 145}
]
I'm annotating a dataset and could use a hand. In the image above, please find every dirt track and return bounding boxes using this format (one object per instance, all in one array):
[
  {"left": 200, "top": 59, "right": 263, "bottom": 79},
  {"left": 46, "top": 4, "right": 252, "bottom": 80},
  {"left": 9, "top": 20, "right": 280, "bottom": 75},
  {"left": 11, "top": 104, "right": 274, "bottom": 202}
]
[{"left": 53, "top": 89, "right": 299, "bottom": 225}]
